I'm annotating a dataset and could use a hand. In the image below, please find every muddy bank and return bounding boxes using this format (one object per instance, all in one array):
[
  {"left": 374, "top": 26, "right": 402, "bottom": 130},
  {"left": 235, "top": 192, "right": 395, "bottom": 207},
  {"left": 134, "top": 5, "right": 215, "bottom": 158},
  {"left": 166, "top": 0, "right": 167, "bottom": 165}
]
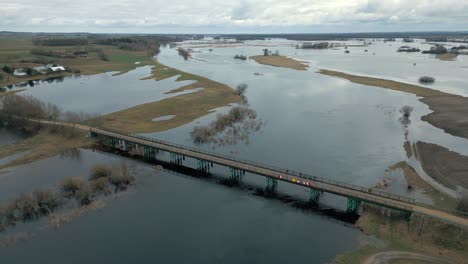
[
  {"left": 415, "top": 142, "right": 468, "bottom": 190},
  {"left": 318, "top": 69, "right": 468, "bottom": 140},
  {"left": 252, "top": 55, "right": 309, "bottom": 70}
]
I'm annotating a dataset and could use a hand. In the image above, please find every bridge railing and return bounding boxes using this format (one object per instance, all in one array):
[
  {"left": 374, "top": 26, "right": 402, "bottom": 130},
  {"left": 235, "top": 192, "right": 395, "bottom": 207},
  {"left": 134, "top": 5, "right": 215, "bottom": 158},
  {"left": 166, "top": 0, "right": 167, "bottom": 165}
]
[{"left": 92, "top": 127, "right": 417, "bottom": 205}]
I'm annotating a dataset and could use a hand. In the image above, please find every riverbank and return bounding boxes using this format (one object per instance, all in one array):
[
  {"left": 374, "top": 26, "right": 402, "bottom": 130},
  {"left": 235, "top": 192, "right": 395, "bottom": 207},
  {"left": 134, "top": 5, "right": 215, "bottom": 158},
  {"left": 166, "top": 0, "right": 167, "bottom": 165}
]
[
  {"left": 0, "top": 35, "right": 156, "bottom": 88},
  {"left": 336, "top": 205, "right": 467, "bottom": 264},
  {"left": 415, "top": 142, "right": 468, "bottom": 190},
  {"left": 85, "top": 61, "right": 240, "bottom": 134},
  {"left": 0, "top": 128, "right": 94, "bottom": 169},
  {"left": 317, "top": 69, "right": 468, "bottom": 140},
  {"left": 251, "top": 55, "right": 309, "bottom": 70}
]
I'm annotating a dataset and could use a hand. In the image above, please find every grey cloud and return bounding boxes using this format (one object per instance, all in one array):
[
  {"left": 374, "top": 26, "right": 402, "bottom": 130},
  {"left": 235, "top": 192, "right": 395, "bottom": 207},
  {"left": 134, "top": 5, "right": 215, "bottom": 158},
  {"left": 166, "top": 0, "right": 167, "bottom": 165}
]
[{"left": 0, "top": 0, "right": 467, "bottom": 33}]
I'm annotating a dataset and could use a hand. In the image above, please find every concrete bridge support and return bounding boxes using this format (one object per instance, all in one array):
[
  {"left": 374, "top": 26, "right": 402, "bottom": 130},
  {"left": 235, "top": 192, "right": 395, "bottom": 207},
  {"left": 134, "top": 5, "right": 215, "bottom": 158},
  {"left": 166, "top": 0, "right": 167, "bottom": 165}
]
[
  {"left": 309, "top": 188, "right": 323, "bottom": 205},
  {"left": 197, "top": 159, "right": 211, "bottom": 176},
  {"left": 170, "top": 152, "right": 184, "bottom": 165},
  {"left": 229, "top": 167, "right": 244, "bottom": 183},
  {"left": 266, "top": 177, "right": 278, "bottom": 194},
  {"left": 144, "top": 146, "right": 157, "bottom": 159},
  {"left": 346, "top": 197, "right": 361, "bottom": 214}
]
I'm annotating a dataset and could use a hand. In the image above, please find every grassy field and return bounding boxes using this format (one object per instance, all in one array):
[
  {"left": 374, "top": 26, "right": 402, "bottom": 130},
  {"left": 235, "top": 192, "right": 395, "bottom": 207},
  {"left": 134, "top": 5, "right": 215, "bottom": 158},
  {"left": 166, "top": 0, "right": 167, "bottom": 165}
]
[
  {"left": 85, "top": 60, "right": 240, "bottom": 133},
  {"left": 335, "top": 206, "right": 468, "bottom": 264},
  {"left": 0, "top": 129, "right": 95, "bottom": 170},
  {"left": 317, "top": 69, "right": 448, "bottom": 97},
  {"left": 251, "top": 55, "right": 309, "bottom": 70},
  {"left": 388, "top": 161, "right": 458, "bottom": 209},
  {"left": 0, "top": 35, "right": 155, "bottom": 87},
  {"left": 0, "top": 89, "right": 25, "bottom": 98}
]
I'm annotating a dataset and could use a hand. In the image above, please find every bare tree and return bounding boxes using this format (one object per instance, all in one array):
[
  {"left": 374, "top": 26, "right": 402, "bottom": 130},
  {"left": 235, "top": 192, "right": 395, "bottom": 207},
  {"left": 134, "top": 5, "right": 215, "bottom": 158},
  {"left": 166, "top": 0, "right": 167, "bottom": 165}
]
[
  {"left": 400, "top": 106, "right": 413, "bottom": 118},
  {"left": 235, "top": 83, "right": 248, "bottom": 96}
]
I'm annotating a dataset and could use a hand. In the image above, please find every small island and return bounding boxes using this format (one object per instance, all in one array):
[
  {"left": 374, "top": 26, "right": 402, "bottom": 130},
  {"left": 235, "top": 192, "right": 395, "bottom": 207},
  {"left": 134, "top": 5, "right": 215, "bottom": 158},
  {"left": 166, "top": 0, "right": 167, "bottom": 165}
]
[{"left": 251, "top": 49, "right": 308, "bottom": 70}]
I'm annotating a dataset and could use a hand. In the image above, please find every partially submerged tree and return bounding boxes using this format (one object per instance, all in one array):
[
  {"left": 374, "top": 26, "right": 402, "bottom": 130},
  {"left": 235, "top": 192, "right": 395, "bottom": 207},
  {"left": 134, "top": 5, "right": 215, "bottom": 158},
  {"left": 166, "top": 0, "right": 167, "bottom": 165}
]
[
  {"left": 419, "top": 76, "right": 435, "bottom": 84},
  {"left": 33, "top": 189, "right": 61, "bottom": 215},
  {"left": 400, "top": 106, "right": 414, "bottom": 118},
  {"left": 235, "top": 83, "right": 248, "bottom": 96}
]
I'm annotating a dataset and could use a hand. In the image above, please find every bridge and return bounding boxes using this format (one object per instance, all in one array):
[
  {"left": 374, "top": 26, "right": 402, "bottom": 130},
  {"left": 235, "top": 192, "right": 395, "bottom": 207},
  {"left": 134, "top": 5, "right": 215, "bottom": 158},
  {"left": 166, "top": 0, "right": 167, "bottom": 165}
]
[{"left": 86, "top": 126, "right": 468, "bottom": 227}]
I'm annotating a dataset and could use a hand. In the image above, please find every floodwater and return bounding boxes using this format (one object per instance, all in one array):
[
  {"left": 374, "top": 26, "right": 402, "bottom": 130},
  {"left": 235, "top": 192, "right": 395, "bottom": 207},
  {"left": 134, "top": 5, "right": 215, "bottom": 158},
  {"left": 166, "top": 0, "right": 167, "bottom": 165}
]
[
  {"left": 2, "top": 38, "right": 468, "bottom": 263},
  {"left": 11, "top": 66, "right": 198, "bottom": 115},
  {"left": 0, "top": 150, "right": 361, "bottom": 263}
]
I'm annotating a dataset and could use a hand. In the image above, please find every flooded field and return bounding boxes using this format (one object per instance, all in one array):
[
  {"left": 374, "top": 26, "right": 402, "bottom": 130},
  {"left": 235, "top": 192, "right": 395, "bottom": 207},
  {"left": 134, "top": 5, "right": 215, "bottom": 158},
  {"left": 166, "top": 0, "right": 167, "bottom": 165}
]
[{"left": 1, "top": 38, "right": 468, "bottom": 263}]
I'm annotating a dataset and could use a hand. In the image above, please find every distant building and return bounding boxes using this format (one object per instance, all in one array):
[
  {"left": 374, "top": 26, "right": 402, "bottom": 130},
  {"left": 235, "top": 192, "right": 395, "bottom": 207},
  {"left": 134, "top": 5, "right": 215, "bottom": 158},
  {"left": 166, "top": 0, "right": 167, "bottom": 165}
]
[
  {"left": 13, "top": 68, "right": 27, "bottom": 76},
  {"left": 46, "top": 64, "right": 66, "bottom": 72}
]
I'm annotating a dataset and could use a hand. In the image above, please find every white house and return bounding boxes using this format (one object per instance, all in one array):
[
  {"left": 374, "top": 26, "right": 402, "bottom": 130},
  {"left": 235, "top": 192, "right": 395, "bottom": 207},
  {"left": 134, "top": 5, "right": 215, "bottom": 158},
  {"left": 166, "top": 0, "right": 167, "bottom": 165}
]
[
  {"left": 46, "top": 64, "right": 66, "bottom": 72},
  {"left": 50, "top": 66, "right": 66, "bottom": 72},
  {"left": 13, "top": 68, "right": 27, "bottom": 76}
]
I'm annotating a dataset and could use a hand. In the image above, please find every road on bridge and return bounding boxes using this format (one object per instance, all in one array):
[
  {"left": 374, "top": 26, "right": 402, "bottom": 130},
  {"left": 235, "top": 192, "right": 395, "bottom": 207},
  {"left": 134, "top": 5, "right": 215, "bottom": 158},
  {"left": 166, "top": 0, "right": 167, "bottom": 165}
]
[{"left": 34, "top": 119, "right": 468, "bottom": 228}]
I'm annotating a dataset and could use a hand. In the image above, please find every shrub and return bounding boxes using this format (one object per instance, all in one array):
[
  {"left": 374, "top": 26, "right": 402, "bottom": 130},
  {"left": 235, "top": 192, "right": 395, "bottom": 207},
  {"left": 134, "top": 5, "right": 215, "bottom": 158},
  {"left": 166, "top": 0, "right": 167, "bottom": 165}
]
[
  {"left": 90, "top": 177, "right": 111, "bottom": 195},
  {"left": 235, "top": 83, "right": 248, "bottom": 96},
  {"left": 177, "top": 48, "right": 190, "bottom": 60},
  {"left": 419, "top": 76, "right": 435, "bottom": 84},
  {"left": 2, "top": 65, "right": 12, "bottom": 74},
  {"left": 400, "top": 106, "right": 414, "bottom": 118},
  {"left": 76, "top": 183, "right": 92, "bottom": 205},
  {"left": 15, "top": 193, "right": 38, "bottom": 221},
  {"left": 33, "top": 189, "right": 61, "bottom": 215},
  {"left": 97, "top": 50, "right": 109, "bottom": 61},
  {"left": 109, "top": 173, "right": 134, "bottom": 191},
  {"left": 234, "top": 54, "right": 247, "bottom": 60},
  {"left": 90, "top": 165, "right": 112, "bottom": 180},
  {"left": 60, "top": 177, "right": 85, "bottom": 197},
  {"left": 191, "top": 126, "right": 213, "bottom": 144}
]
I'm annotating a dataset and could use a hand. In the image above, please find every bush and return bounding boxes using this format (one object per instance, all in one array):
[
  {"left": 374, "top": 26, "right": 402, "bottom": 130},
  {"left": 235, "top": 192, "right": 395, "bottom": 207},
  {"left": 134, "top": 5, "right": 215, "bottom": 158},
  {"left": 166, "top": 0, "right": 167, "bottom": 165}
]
[
  {"left": 191, "top": 126, "right": 213, "bottom": 144},
  {"left": 76, "top": 183, "right": 92, "bottom": 205},
  {"left": 3, "top": 65, "right": 12, "bottom": 74},
  {"left": 177, "top": 48, "right": 190, "bottom": 60},
  {"left": 97, "top": 50, "right": 109, "bottom": 61},
  {"left": 60, "top": 177, "right": 85, "bottom": 197},
  {"left": 400, "top": 106, "right": 414, "bottom": 118},
  {"left": 419, "top": 76, "right": 435, "bottom": 84},
  {"left": 235, "top": 83, "right": 248, "bottom": 96},
  {"left": 234, "top": 54, "right": 247, "bottom": 60},
  {"left": 33, "top": 189, "right": 61, "bottom": 215},
  {"left": 90, "top": 165, "right": 112, "bottom": 180},
  {"left": 15, "top": 193, "right": 38, "bottom": 221},
  {"left": 109, "top": 173, "right": 134, "bottom": 191},
  {"left": 90, "top": 177, "right": 111, "bottom": 195}
]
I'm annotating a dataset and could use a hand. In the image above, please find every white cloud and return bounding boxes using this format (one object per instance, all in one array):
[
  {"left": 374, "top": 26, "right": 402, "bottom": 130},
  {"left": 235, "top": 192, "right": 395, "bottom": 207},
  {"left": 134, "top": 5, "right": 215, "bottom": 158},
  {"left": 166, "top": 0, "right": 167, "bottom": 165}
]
[{"left": 0, "top": 0, "right": 467, "bottom": 32}]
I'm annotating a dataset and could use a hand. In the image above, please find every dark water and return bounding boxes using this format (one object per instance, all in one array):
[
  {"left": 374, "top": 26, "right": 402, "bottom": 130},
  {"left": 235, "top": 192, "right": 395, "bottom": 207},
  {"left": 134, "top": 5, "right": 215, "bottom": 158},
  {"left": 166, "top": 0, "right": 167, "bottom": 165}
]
[{"left": 0, "top": 150, "right": 362, "bottom": 263}]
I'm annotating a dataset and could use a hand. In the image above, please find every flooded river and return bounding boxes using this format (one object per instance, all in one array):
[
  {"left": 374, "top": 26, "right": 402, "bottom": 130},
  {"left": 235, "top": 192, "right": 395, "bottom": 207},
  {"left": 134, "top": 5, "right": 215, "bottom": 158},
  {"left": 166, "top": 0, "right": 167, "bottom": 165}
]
[{"left": 1, "top": 38, "right": 468, "bottom": 263}]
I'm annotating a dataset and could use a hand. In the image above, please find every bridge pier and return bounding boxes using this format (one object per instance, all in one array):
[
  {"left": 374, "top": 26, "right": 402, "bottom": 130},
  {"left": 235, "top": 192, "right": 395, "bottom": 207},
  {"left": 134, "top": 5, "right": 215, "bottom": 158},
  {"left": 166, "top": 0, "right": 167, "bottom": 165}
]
[
  {"left": 265, "top": 177, "right": 278, "bottom": 194},
  {"left": 229, "top": 167, "right": 244, "bottom": 183},
  {"left": 309, "top": 188, "right": 323, "bottom": 205},
  {"left": 346, "top": 197, "right": 361, "bottom": 214},
  {"left": 144, "top": 146, "right": 157, "bottom": 159},
  {"left": 197, "top": 159, "right": 211, "bottom": 176},
  {"left": 170, "top": 152, "right": 184, "bottom": 166}
]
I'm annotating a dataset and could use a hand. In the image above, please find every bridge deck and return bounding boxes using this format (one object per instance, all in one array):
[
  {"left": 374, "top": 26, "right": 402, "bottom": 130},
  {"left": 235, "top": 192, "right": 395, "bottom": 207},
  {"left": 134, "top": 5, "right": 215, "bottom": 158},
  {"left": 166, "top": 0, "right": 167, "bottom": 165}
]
[{"left": 90, "top": 127, "right": 468, "bottom": 227}]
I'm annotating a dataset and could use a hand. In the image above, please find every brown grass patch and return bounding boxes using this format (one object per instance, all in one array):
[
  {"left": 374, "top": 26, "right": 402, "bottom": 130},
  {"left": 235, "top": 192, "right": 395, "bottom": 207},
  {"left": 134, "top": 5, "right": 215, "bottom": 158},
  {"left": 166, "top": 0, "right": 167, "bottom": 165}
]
[
  {"left": 317, "top": 69, "right": 447, "bottom": 97},
  {"left": 251, "top": 55, "right": 309, "bottom": 70},
  {"left": 86, "top": 61, "right": 240, "bottom": 133},
  {"left": 0, "top": 129, "right": 94, "bottom": 169},
  {"left": 436, "top": 53, "right": 458, "bottom": 61}
]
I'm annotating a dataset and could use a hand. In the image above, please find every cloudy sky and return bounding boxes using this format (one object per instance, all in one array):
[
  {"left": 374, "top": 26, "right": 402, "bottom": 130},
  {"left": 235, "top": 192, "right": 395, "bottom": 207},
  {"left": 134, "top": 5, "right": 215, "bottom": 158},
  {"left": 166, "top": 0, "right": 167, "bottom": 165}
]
[{"left": 1, "top": 0, "right": 467, "bottom": 33}]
